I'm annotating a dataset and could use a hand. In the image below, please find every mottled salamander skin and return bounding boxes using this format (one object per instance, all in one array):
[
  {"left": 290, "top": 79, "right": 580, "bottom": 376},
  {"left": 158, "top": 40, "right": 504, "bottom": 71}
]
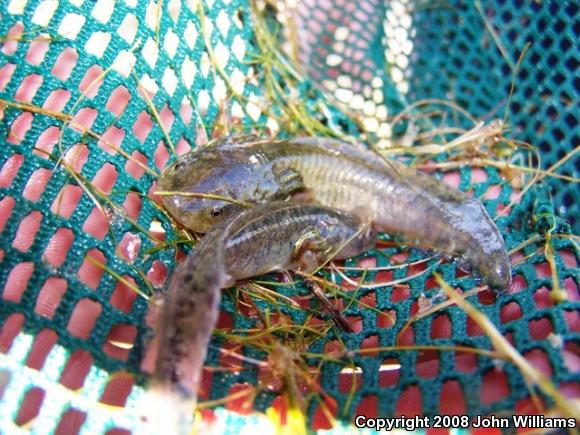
[
  {"left": 153, "top": 202, "right": 375, "bottom": 404},
  {"left": 153, "top": 231, "right": 227, "bottom": 400},
  {"left": 222, "top": 202, "right": 376, "bottom": 281},
  {"left": 159, "top": 136, "right": 511, "bottom": 290}
]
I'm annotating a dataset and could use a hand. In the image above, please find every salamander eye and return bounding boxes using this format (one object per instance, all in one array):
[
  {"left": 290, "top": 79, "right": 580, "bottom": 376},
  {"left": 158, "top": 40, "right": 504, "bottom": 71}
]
[{"left": 211, "top": 207, "right": 222, "bottom": 217}]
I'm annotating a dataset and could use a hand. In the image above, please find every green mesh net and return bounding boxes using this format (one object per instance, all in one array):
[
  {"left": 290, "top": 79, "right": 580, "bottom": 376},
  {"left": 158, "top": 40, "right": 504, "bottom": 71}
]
[{"left": 0, "top": 0, "right": 578, "bottom": 433}]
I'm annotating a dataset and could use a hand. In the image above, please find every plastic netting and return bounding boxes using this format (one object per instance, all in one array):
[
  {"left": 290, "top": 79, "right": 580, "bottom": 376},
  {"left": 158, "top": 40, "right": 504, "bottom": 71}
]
[
  {"left": 0, "top": 0, "right": 578, "bottom": 434},
  {"left": 294, "top": 0, "right": 579, "bottom": 228}
]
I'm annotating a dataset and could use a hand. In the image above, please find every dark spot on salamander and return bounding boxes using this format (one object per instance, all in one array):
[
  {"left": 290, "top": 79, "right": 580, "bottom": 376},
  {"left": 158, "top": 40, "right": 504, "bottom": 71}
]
[
  {"left": 180, "top": 299, "right": 196, "bottom": 312},
  {"left": 170, "top": 368, "right": 179, "bottom": 384}
]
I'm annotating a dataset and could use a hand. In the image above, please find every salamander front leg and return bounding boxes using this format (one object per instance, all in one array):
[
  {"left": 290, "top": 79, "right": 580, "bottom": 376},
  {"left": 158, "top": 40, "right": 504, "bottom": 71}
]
[
  {"left": 291, "top": 231, "right": 352, "bottom": 332},
  {"left": 292, "top": 229, "right": 332, "bottom": 272}
]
